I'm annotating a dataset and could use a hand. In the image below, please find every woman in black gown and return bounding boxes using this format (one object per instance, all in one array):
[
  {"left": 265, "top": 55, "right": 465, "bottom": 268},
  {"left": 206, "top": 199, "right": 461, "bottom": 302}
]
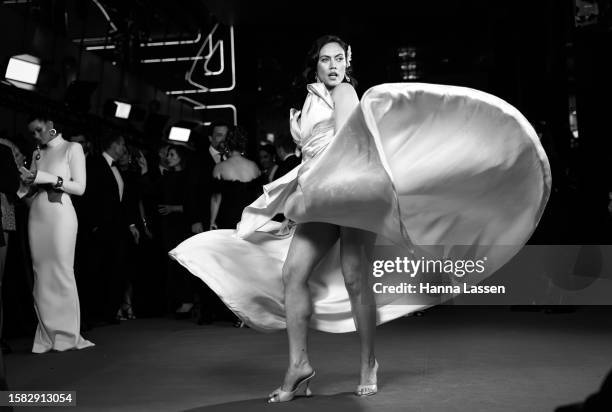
[
  {"left": 156, "top": 145, "right": 193, "bottom": 317},
  {"left": 210, "top": 129, "right": 263, "bottom": 230}
]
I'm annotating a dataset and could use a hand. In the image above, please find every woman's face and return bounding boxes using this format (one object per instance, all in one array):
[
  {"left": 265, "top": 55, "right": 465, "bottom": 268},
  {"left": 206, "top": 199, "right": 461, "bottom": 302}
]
[
  {"left": 27, "top": 119, "right": 54, "bottom": 145},
  {"left": 316, "top": 42, "right": 347, "bottom": 89},
  {"left": 166, "top": 148, "right": 181, "bottom": 169}
]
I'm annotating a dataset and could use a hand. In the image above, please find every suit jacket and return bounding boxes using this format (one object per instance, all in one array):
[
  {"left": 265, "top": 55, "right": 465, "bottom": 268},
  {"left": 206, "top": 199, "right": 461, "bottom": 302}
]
[
  {"left": 0, "top": 145, "right": 19, "bottom": 247},
  {"left": 185, "top": 150, "right": 217, "bottom": 229},
  {"left": 83, "top": 153, "right": 136, "bottom": 232},
  {"left": 276, "top": 154, "right": 301, "bottom": 179}
]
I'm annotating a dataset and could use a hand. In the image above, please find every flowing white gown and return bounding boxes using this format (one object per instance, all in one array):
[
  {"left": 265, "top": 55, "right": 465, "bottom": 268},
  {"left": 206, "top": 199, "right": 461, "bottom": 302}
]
[
  {"left": 170, "top": 83, "right": 551, "bottom": 333},
  {"left": 25, "top": 136, "right": 94, "bottom": 353}
]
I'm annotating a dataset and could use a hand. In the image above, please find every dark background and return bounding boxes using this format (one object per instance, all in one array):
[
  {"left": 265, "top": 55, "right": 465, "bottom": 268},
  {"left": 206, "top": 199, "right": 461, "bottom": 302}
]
[{"left": 1, "top": 0, "right": 611, "bottom": 244}]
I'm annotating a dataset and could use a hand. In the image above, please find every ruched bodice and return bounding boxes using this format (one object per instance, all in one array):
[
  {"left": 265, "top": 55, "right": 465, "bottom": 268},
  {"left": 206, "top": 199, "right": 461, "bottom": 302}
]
[{"left": 290, "top": 83, "right": 336, "bottom": 161}]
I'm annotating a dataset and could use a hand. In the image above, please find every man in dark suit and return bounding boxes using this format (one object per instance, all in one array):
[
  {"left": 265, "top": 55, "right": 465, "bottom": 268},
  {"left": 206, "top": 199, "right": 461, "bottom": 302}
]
[
  {"left": 0, "top": 143, "right": 18, "bottom": 393},
  {"left": 188, "top": 120, "right": 231, "bottom": 233},
  {"left": 274, "top": 133, "right": 301, "bottom": 179},
  {"left": 269, "top": 134, "right": 301, "bottom": 224},
  {"left": 187, "top": 120, "right": 232, "bottom": 324},
  {"left": 83, "top": 133, "right": 139, "bottom": 325}
]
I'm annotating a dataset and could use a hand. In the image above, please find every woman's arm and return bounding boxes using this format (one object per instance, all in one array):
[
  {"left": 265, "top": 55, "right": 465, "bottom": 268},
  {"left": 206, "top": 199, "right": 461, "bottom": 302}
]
[
  {"left": 17, "top": 151, "right": 39, "bottom": 199},
  {"left": 331, "top": 83, "right": 359, "bottom": 132},
  {"left": 33, "top": 143, "right": 86, "bottom": 196},
  {"left": 209, "top": 164, "right": 224, "bottom": 229},
  {"left": 210, "top": 192, "right": 221, "bottom": 229}
]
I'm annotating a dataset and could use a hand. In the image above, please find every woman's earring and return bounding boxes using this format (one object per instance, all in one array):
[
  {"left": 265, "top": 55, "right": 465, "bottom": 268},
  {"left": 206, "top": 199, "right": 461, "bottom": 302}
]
[
  {"left": 49, "top": 128, "right": 57, "bottom": 137},
  {"left": 345, "top": 74, "right": 350, "bottom": 83}
]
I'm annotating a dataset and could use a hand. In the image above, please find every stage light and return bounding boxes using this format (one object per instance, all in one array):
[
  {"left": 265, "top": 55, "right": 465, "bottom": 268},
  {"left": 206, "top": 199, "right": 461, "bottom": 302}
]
[
  {"left": 168, "top": 126, "right": 191, "bottom": 142},
  {"left": 114, "top": 101, "right": 131, "bottom": 119},
  {"left": 5, "top": 54, "right": 40, "bottom": 90}
]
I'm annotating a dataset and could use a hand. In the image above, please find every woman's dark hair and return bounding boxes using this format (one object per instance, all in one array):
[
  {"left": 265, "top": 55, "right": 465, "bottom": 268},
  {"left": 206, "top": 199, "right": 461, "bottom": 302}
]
[
  {"left": 168, "top": 144, "right": 189, "bottom": 168},
  {"left": 224, "top": 126, "right": 248, "bottom": 154},
  {"left": 27, "top": 112, "right": 61, "bottom": 131},
  {"left": 27, "top": 112, "right": 54, "bottom": 123},
  {"left": 304, "top": 34, "right": 357, "bottom": 88}
]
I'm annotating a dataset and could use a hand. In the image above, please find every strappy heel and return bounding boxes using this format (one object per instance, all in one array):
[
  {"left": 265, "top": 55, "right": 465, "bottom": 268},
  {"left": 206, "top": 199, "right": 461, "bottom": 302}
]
[
  {"left": 267, "top": 371, "right": 315, "bottom": 403},
  {"left": 355, "top": 360, "right": 378, "bottom": 397}
]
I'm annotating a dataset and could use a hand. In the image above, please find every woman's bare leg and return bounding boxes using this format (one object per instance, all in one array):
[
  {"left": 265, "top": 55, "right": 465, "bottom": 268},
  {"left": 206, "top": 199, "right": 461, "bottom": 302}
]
[
  {"left": 340, "top": 227, "right": 378, "bottom": 387},
  {"left": 278, "top": 222, "right": 339, "bottom": 392}
]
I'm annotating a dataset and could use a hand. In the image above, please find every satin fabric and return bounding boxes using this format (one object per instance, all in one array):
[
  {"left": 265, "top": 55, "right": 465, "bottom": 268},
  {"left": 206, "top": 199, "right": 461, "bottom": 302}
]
[
  {"left": 28, "top": 136, "right": 94, "bottom": 352},
  {"left": 170, "top": 83, "right": 551, "bottom": 333}
]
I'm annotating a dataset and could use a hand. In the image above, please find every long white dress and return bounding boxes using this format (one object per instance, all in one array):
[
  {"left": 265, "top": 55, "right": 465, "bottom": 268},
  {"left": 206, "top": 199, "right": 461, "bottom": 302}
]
[
  {"left": 170, "top": 83, "right": 551, "bottom": 333},
  {"left": 26, "top": 136, "right": 94, "bottom": 353}
]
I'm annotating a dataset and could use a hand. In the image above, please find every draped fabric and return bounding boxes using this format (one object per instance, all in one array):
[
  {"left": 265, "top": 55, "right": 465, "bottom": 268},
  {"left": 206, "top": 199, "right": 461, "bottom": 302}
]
[{"left": 170, "top": 83, "right": 551, "bottom": 333}]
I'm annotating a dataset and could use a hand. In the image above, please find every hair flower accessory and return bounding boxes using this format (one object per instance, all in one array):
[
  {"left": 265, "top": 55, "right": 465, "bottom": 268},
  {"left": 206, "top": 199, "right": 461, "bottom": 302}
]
[{"left": 346, "top": 45, "right": 352, "bottom": 67}]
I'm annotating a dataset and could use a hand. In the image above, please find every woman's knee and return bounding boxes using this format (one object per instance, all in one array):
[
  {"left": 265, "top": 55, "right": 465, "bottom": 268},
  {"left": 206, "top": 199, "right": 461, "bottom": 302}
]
[
  {"left": 342, "top": 262, "right": 364, "bottom": 297},
  {"left": 281, "top": 261, "right": 308, "bottom": 289}
]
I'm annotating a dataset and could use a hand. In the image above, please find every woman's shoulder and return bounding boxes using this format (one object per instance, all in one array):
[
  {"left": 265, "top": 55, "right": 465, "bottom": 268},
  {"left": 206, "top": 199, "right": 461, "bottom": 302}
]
[
  {"left": 212, "top": 161, "right": 224, "bottom": 178},
  {"left": 67, "top": 140, "right": 84, "bottom": 152},
  {"left": 66, "top": 141, "right": 85, "bottom": 160},
  {"left": 331, "top": 83, "right": 358, "bottom": 101}
]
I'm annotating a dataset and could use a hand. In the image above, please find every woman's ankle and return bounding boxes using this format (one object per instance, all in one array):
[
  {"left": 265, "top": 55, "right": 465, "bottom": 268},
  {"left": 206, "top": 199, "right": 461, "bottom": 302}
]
[{"left": 289, "top": 359, "right": 312, "bottom": 371}]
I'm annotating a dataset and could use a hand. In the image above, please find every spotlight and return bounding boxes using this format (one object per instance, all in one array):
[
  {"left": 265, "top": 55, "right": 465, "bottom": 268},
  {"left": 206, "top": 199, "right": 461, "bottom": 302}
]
[
  {"left": 5, "top": 54, "right": 40, "bottom": 90},
  {"left": 114, "top": 101, "right": 132, "bottom": 119},
  {"left": 168, "top": 126, "right": 191, "bottom": 142}
]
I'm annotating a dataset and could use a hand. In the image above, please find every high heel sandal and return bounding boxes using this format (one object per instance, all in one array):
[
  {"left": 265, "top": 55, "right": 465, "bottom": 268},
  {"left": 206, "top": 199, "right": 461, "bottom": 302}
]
[
  {"left": 123, "top": 304, "right": 136, "bottom": 320},
  {"left": 355, "top": 360, "right": 378, "bottom": 397},
  {"left": 267, "top": 371, "right": 315, "bottom": 403},
  {"left": 118, "top": 302, "right": 136, "bottom": 320}
]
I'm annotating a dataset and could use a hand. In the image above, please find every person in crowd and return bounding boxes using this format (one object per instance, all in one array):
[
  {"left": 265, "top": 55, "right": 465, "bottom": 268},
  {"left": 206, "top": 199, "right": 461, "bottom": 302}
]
[
  {"left": 211, "top": 128, "right": 263, "bottom": 231},
  {"left": 188, "top": 120, "right": 231, "bottom": 234},
  {"left": 0, "top": 136, "right": 17, "bottom": 392},
  {"left": 18, "top": 114, "right": 94, "bottom": 353},
  {"left": 83, "top": 132, "right": 140, "bottom": 326},
  {"left": 137, "top": 145, "right": 170, "bottom": 317},
  {"left": 156, "top": 145, "right": 194, "bottom": 318},
  {"left": 114, "top": 147, "right": 143, "bottom": 320},
  {"left": 274, "top": 134, "right": 301, "bottom": 179},
  {"left": 257, "top": 144, "right": 279, "bottom": 182},
  {"left": 157, "top": 144, "right": 170, "bottom": 176},
  {"left": 186, "top": 121, "right": 232, "bottom": 324},
  {"left": 0, "top": 138, "right": 20, "bottom": 357}
]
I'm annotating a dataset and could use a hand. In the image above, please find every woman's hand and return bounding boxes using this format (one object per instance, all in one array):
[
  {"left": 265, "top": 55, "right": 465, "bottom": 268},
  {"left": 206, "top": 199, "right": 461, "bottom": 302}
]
[
  {"left": 210, "top": 222, "right": 218, "bottom": 230},
  {"left": 19, "top": 166, "right": 36, "bottom": 185},
  {"left": 157, "top": 204, "right": 181, "bottom": 215}
]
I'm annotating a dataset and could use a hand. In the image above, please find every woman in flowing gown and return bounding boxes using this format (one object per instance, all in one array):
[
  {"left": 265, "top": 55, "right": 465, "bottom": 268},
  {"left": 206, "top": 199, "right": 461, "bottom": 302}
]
[
  {"left": 19, "top": 115, "right": 94, "bottom": 353},
  {"left": 170, "top": 35, "right": 551, "bottom": 401}
]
